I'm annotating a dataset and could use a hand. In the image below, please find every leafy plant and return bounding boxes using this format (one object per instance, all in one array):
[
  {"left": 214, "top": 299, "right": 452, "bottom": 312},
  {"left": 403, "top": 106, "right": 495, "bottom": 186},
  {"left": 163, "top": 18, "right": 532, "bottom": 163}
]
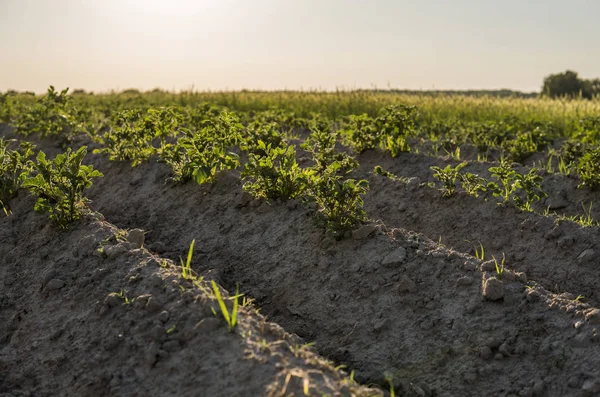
[
  {"left": 430, "top": 162, "right": 467, "bottom": 197},
  {"left": 577, "top": 147, "right": 600, "bottom": 189},
  {"left": 376, "top": 104, "right": 418, "bottom": 156},
  {"left": 512, "top": 168, "right": 547, "bottom": 211},
  {"left": 14, "top": 86, "right": 80, "bottom": 140},
  {"left": 242, "top": 141, "right": 311, "bottom": 200},
  {"left": 95, "top": 107, "right": 183, "bottom": 166},
  {"left": 459, "top": 172, "right": 489, "bottom": 198},
  {"left": 488, "top": 159, "right": 546, "bottom": 211},
  {"left": 488, "top": 159, "right": 519, "bottom": 203},
  {"left": 0, "top": 139, "right": 35, "bottom": 215},
  {"left": 301, "top": 127, "right": 357, "bottom": 174},
  {"left": 340, "top": 114, "right": 379, "bottom": 153},
  {"left": 305, "top": 163, "right": 369, "bottom": 237},
  {"left": 161, "top": 130, "right": 240, "bottom": 184},
  {"left": 22, "top": 146, "right": 103, "bottom": 227}
]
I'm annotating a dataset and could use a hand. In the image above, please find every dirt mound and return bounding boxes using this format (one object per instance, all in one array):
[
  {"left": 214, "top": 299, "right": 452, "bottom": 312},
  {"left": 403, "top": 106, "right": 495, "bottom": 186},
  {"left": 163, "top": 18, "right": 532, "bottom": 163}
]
[
  {"left": 3, "top": 124, "right": 600, "bottom": 396},
  {"left": 0, "top": 193, "right": 378, "bottom": 397},
  {"left": 78, "top": 152, "right": 600, "bottom": 396}
]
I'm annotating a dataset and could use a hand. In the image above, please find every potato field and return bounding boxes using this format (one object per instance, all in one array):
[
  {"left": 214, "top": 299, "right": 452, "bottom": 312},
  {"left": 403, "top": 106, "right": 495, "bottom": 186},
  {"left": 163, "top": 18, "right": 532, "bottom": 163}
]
[{"left": 2, "top": 88, "right": 600, "bottom": 396}]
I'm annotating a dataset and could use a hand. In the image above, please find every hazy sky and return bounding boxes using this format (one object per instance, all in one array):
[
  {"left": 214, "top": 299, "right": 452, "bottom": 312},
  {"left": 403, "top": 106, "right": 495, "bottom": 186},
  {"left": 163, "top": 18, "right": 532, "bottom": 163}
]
[{"left": 1, "top": 0, "right": 599, "bottom": 93}]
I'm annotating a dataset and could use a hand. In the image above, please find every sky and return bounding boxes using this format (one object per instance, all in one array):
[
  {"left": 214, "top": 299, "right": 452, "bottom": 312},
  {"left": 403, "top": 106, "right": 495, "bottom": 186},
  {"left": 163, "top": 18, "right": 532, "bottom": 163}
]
[{"left": 1, "top": 0, "right": 599, "bottom": 93}]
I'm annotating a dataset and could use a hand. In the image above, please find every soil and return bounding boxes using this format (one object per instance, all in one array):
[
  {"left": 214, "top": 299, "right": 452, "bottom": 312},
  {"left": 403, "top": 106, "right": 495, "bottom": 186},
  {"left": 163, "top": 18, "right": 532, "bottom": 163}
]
[{"left": 2, "top": 124, "right": 600, "bottom": 397}]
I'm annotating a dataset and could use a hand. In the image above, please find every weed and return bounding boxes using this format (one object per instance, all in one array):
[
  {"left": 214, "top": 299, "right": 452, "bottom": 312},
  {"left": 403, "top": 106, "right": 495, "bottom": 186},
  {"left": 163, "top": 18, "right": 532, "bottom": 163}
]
[
  {"left": 180, "top": 239, "right": 195, "bottom": 280},
  {"left": 493, "top": 253, "right": 505, "bottom": 277},
  {"left": 211, "top": 281, "right": 240, "bottom": 332},
  {"left": 475, "top": 242, "right": 485, "bottom": 261}
]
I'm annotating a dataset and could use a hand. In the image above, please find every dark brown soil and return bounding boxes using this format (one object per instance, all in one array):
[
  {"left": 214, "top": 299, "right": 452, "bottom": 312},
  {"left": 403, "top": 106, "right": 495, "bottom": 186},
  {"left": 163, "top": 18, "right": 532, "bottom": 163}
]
[{"left": 3, "top": 125, "right": 600, "bottom": 396}]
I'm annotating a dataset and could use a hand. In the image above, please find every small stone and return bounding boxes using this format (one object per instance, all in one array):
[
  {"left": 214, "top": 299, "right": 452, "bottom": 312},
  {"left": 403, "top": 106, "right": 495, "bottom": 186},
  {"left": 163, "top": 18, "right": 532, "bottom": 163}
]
[
  {"left": 514, "top": 343, "right": 531, "bottom": 356},
  {"left": 532, "top": 380, "right": 545, "bottom": 396},
  {"left": 480, "top": 260, "right": 496, "bottom": 272},
  {"left": 158, "top": 311, "right": 170, "bottom": 323},
  {"left": 457, "top": 276, "right": 474, "bottom": 286},
  {"left": 585, "top": 309, "right": 600, "bottom": 324},
  {"left": 149, "top": 241, "right": 168, "bottom": 253},
  {"left": 237, "top": 192, "right": 253, "bottom": 207},
  {"left": 577, "top": 249, "right": 595, "bottom": 264},
  {"left": 567, "top": 376, "right": 580, "bottom": 388},
  {"left": 127, "top": 229, "right": 145, "bottom": 249},
  {"left": 104, "top": 293, "right": 121, "bottom": 308},
  {"left": 150, "top": 325, "right": 166, "bottom": 341},
  {"left": 546, "top": 195, "right": 568, "bottom": 210},
  {"left": 482, "top": 277, "right": 504, "bottom": 301},
  {"left": 46, "top": 279, "right": 65, "bottom": 291},
  {"left": 320, "top": 237, "right": 335, "bottom": 250},
  {"left": 162, "top": 340, "right": 180, "bottom": 352},
  {"left": 526, "top": 289, "right": 541, "bottom": 302},
  {"left": 352, "top": 224, "right": 377, "bottom": 240},
  {"left": 558, "top": 235, "right": 575, "bottom": 248},
  {"left": 373, "top": 318, "right": 389, "bottom": 332},
  {"left": 406, "top": 177, "right": 421, "bottom": 191},
  {"left": 498, "top": 343, "right": 512, "bottom": 356},
  {"left": 493, "top": 353, "right": 503, "bottom": 360},
  {"left": 157, "top": 350, "right": 169, "bottom": 359},
  {"left": 145, "top": 345, "right": 158, "bottom": 367},
  {"left": 77, "top": 235, "right": 98, "bottom": 257},
  {"left": 544, "top": 226, "right": 562, "bottom": 240},
  {"left": 105, "top": 244, "right": 128, "bottom": 260},
  {"left": 582, "top": 379, "right": 600, "bottom": 394},
  {"left": 382, "top": 247, "right": 407, "bottom": 268},
  {"left": 516, "top": 272, "right": 528, "bottom": 283},
  {"left": 479, "top": 346, "right": 493, "bottom": 359},
  {"left": 146, "top": 297, "right": 162, "bottom": 312},
  {"left": 42, "top": 270, "right": 58, "bottom": 286},
  {"left": 396, "top": 276, "right": 416, "bottom": 293},
  {"left": 485, "top": 337, "right": 502, "bottom": 349},
  {"left": 463, "top": 371, "right": 477, "bottom": 383}
]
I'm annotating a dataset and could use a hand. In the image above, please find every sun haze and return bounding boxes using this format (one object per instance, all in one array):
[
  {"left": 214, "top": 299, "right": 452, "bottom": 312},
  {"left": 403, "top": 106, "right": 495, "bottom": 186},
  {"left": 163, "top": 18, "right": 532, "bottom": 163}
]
[{"left": 1, "top": 0, "right": 599, "bottom": 93}]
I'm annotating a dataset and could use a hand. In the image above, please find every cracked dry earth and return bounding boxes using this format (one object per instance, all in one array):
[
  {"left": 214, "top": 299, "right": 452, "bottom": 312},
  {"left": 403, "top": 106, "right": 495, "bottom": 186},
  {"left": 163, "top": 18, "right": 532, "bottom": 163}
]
[{"left": 2, "top": 131, "right": 600, "bottom": 396}]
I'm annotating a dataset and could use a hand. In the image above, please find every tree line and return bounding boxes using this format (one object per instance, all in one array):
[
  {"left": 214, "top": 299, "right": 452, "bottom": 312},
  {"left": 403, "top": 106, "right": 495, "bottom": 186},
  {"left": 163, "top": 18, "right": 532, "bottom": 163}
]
[{"left": 542, "top": 70, "right": 600, "bottom": 99}]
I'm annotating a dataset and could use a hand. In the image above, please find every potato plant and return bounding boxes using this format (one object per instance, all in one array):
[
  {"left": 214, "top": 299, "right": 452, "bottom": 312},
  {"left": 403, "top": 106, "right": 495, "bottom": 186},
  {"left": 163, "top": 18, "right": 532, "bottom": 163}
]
[
  {"left": 22, "top": 146, "right": 103, "bottom": 227},
  {"left": 0, "top": 139, "right": 35, "bottom": 215},
  {"left": 241, "top": 141, "right": 311, "bottom": 200},
  {"left": 376, "top": 104, "right": 418, "bottom": 156},
  {"left": 340, "top": 114, "right": 379, "bottom": 153},
  {"left": 430, "top": 162, "right": 467, "bottom": 198},
  {"left": 95, "top": 107, "right": 182, "bottom": 166},
  {"left": 577, "top": 148, "right": 600, "bottom": 189},
  {"left": 14, "top": 86, "right": 80, "bottom": 140},
  {"left": 301, "top": 128, "right": 357, "bottom": 174},
  {"left": 305, "top": 163, "right": 369, "bottom": 238}
]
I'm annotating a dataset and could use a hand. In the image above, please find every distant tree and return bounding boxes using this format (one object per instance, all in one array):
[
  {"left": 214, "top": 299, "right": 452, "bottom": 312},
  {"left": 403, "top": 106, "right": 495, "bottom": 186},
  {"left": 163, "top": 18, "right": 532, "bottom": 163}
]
[
  {"left": 541, "top": 70, "right": 590, "bottom": 99},
  {"left": 586, "top": 79, "right": 600, "bottom": 98}
]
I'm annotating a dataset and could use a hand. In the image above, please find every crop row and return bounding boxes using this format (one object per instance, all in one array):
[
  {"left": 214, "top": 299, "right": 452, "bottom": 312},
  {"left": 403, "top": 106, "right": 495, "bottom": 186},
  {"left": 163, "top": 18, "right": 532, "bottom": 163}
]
[{"left": 1, "top": 87, "right": 600, "bottom": 230}]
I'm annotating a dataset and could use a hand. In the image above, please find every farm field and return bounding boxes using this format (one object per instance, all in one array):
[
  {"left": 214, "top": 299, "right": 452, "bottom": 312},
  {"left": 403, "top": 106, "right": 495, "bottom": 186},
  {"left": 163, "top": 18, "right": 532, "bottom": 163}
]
[{"left": 2, "top": 88, "right": 600, "bottom": 396}]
